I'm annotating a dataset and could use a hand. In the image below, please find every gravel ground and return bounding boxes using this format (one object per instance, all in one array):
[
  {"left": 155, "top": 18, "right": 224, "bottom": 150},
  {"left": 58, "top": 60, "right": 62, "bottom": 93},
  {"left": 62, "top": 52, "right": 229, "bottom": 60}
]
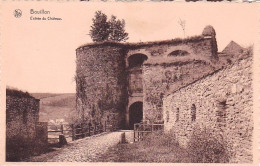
[{"left": 27, "top": 131, "right": 124, "bottom": 162}]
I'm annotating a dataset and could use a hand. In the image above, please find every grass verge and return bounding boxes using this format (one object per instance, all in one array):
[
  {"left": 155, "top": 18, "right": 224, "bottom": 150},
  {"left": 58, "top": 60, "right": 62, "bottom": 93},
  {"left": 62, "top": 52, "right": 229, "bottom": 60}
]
[
  {"left": 99, "top": 128, "right": 231, "bottom": 163},
  {"left": 98, "top": 131, "right": 190, "bottom": 162}
]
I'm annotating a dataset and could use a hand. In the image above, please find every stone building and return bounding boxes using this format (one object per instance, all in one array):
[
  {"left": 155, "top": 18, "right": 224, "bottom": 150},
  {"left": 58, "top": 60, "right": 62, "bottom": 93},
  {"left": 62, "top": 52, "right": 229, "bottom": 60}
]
[
  {"left": 76, "top": 25, "right": 225, "bottom": 130},
  {"left": 163, "top": 46, "right": 253, "bottom": 162},
  {"left": 6, "top": 88, "right": 42, "bottom": 161}
]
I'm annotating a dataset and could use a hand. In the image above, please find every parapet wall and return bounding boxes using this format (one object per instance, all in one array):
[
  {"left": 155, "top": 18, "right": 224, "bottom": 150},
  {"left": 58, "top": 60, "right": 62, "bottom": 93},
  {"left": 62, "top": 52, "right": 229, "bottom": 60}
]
[
  {"left": 163, "top": 53, "right": 253, "bottom": 163},
  {"left": 126, "top": 36, "right": 217, "bottom": 61},
  {"left": 76, "top": 44, "right": 127, "bottom": 129}
]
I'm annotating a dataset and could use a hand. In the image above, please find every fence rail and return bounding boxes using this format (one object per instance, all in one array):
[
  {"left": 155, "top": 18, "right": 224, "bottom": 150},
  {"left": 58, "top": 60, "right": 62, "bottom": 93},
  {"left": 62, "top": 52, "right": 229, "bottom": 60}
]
[
  {"left": 134, "top": 122, "right": 164, "bottom": 142},
  {"left": 47, "top": 121, "right": 115, "bottom": 142}
]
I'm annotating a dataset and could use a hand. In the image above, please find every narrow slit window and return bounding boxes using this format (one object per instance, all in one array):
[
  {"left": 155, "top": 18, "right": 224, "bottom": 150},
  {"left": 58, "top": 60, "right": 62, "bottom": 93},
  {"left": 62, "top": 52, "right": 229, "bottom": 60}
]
[
  {"left": 216, "top": 100, "right": 227, "bottom": 127},
  {"left": 166, "top": 111, "right": 169, "bottom": 123},
  {"left": 191, "top": 104, "right": 196, "bottom": 121},
  {"left": 176, "top": 108, "right": 179, "bottom": 122}
]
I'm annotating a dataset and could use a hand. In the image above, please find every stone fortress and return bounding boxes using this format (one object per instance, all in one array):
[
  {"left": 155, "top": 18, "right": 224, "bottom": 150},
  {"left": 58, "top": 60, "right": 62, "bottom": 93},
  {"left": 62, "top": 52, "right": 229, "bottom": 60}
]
[{"left": 76, "top": 26, "right": 253, "bottom": 162}]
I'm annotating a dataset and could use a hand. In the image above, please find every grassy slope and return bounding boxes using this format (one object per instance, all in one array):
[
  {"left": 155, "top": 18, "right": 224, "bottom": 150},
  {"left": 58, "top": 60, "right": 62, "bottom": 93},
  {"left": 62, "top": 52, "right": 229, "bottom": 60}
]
[{"left": 31, "top": 93, "right": 76, "bottom": 123}]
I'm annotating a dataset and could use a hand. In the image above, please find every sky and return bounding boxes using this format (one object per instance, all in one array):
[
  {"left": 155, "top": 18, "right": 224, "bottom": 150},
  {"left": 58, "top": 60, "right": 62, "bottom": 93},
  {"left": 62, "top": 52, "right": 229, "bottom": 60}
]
[{"left": 1, "top": 2, "right": 259, "bottom": 93}]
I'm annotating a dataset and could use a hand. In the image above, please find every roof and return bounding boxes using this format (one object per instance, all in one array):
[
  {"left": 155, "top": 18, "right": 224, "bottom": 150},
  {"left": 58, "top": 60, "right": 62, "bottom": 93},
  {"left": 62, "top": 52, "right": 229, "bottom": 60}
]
[{"left": 222, "top": 41, "right": 244, "bottom": 55}]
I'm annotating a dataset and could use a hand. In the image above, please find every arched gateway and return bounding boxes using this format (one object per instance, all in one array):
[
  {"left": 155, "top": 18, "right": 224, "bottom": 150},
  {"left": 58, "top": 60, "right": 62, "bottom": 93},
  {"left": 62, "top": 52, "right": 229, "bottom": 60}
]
[{"left": 129, "top": 102, "right": 143, "bottom": 130}]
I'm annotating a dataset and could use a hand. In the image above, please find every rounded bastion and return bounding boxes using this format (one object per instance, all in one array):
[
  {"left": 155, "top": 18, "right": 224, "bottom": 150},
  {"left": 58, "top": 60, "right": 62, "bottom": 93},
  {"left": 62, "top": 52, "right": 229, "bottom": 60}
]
[{"left": 76, "top": 42, "right": 128, "bottom": 129}]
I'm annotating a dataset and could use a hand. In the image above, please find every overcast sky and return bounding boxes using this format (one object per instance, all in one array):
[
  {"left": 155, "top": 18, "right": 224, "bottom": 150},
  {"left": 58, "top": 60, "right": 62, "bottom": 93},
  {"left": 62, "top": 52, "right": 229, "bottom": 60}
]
[{"left": 2, "top": 2, "right": 258, "bottom": 93}]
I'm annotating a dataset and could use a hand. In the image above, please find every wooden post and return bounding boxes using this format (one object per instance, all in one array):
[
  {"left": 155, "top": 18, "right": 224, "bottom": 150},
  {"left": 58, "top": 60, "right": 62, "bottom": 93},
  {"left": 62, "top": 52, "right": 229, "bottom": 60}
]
[
  {"left": 81, "top": 123, "right": 84, "bottom": 138},
  {"left": 82, "top": 123, "right": 85, "bottom": 138},
  {"left": 134, "top": 124, "right": 135, "bottom": 142},
  {"left": 88, "top": 125, "right": 91, "bottom": 136},
  {"left": 72, "top": 124, "right": 75, "bottom": 141},
  {"left": 61, "top": 124, "right": 64, "bottom": 134},
  {"left": 104, "top": 121, "right": 106, "bottom": 132},
  {"left": 94, "top": 123, "right": 96, "bottom": 135}
]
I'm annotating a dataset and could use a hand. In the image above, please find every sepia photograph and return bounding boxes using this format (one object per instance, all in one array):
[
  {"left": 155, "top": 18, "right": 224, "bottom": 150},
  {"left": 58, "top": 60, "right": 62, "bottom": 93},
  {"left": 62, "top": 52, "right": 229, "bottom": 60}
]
[{"left": 0, "top": 2, "right": 259, "bottom": 165}]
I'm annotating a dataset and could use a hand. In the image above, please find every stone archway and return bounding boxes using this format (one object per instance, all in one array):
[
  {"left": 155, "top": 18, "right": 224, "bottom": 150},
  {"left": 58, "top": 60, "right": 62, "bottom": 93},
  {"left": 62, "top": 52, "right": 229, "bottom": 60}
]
[
  {"left": 127, "top": 53, "right": 148, "bottom": 69},
  {"left": 129, "top": 101, "right": 143, "bottom": 130}
]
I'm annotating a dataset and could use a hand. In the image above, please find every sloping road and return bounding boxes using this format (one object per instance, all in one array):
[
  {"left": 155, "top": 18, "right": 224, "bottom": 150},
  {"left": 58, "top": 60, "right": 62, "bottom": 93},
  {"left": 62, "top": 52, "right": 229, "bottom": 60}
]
[{"left": 28, "top": 131, "right": 124, "bottom": 162}]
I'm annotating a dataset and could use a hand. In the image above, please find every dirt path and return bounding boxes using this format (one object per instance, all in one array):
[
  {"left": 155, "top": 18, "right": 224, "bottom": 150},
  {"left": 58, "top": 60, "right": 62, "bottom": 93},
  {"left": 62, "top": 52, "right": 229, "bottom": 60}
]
[{"left": 27, "top": 132, "right": 123, "bottom": 162}]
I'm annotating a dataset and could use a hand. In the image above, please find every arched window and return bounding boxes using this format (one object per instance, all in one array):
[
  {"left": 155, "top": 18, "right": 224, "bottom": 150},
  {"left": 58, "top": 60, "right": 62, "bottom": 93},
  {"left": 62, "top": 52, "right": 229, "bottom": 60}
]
[
  {"left": 168, "top": 50, "right": 189, "bottom": 57},
  {"left": 176, "top": 108, "right": 179, "bottom": 122},
  {"left": 128, "top": 54, "right": 148, "bottom": 69},
  {"left": 191, "top": 104, "right": 196, "bottom": 121}
]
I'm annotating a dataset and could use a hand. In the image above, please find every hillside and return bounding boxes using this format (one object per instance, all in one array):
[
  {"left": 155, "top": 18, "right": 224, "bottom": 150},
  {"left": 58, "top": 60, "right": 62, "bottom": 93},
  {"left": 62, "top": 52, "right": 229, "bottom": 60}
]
[{"left": 31, "top": 93, "right": 77, "bottom": 124}]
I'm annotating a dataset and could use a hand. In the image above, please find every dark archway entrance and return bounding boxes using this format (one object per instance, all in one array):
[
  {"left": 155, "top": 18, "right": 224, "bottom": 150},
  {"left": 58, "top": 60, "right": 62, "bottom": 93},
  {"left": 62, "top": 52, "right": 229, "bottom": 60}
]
[
  {"left": 127, "top": 54, "right": 148, "bottom": 69},
  {"left": 129, "top": 102, "right": 143, "bottom": 130}
]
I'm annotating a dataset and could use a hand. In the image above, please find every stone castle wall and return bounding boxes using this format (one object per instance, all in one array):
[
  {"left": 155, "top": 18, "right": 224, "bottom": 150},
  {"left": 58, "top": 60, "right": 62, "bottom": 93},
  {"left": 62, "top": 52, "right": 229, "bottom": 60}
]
[
  {"left": 140, "top": 37, "right": 218, "bottom": 122},
  {"left": 6, "top": 95, "right": 40, "bottom": 140},
  {"left": 163, "top": 53, "right": 253, "bottom": 163},
  {"left": 76, "top": 27, "right": 219, "bottom": 128},
  {"left": 143, "top": 60, "right": 216, "bottom": 122},
  {"left": 6, "top": 93, "right": 40, "bottom": 160},
  {"left": 76, "top": 44, "right": 127, "bottom": 129}
]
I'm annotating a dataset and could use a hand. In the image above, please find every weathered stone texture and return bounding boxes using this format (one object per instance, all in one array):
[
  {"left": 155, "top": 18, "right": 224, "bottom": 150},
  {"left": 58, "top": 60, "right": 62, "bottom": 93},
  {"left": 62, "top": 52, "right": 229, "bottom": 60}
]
[
  {"left": 141, "top": 36, "right": 218, "bottom": 122},
  {"left": 76, "top": 45, "right": 127, "bottom": 129},
  {"left": 76, "top": 27, "right": 219, "bottom": 128},
  {"left": 6, "top": 95, "right": 40, "bottom": 140},
  {"left": 6, "top": 93, "right": 40, "bottom": 160},
  {"left": 127, "top": 37, "right": 216, "bottom": 60},
  {"left": 139, "top": 36, "right": 218, "bottom": 122},
  {"left": 143, "top": 61, "right": 216, "bottom": 122},
  {"left": 163, "top": 55, "right": 253, "bottom": 163}
]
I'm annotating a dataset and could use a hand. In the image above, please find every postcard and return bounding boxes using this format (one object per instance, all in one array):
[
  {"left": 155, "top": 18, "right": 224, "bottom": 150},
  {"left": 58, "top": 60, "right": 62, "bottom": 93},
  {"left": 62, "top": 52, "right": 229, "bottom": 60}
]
[{"left": 0, "top": 2, "right": 259, "bottom": 165}]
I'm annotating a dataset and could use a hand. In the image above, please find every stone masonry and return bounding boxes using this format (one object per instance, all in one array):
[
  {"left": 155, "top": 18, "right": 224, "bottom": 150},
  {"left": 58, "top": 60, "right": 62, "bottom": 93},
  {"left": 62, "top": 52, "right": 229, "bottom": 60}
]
[
  {"left": 76, "top": 26, "right": 219, "bottom": 129},
  {"left": 6, "top": 89, "right": 40, "bottom": 160},
  {"left": 163, "top": 50, "right": 253, "bottom": 163}
]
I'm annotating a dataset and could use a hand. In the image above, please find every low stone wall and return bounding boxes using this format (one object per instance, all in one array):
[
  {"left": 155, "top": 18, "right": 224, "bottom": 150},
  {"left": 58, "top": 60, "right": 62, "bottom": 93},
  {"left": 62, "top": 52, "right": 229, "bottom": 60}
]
[
  {"left": 6, "top": 93, "right": 40, "bottom": 161},
  {"left": 6, "top": 95, "right": 40, "bottom": 140},
  {"left": 163, "top": 54, "right": 253, "bottom": 163}
]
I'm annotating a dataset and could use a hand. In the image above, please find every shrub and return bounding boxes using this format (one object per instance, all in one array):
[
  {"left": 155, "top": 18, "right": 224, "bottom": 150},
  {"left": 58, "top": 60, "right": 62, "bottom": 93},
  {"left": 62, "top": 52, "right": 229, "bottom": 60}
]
[
  {"left": 187, "top": 127, "right": 231, "bottom": 163},
  {"left": 142, "top": 130, "right": 179, "bottom": 148}
]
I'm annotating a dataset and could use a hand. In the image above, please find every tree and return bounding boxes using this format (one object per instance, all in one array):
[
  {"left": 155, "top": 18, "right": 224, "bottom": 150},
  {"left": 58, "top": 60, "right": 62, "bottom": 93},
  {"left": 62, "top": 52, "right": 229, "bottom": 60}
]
[
  {"left": 89, "top": 11, "right": 129, "bottom": 42},
  {"left": 89, "top": 11, "right": 110, "bottom": 42},
  {"left": 108, "top": 15, "right": 129, "bottom": 42}
]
